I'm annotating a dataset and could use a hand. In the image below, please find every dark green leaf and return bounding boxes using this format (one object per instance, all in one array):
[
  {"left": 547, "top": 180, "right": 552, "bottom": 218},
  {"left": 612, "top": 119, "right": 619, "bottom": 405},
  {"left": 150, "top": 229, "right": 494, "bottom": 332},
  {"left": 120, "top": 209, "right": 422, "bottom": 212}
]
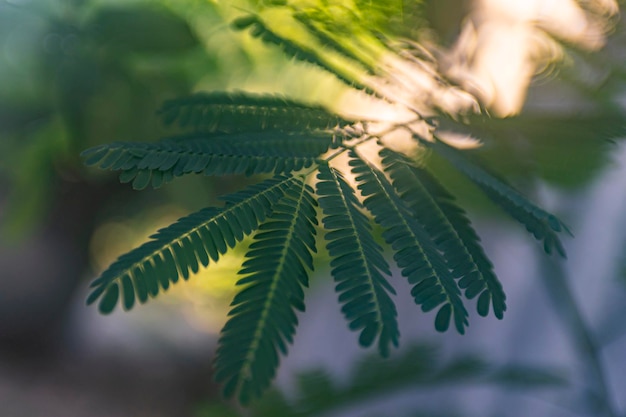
[
  {"left": 158, "top": 91, "right": 353, "bottom": 134},
  {"left": 424, "top": 137, "right": 569, "bottom": 258},
  {"left": 86, "top": 176, "right": 296, "bottom": 312},
  {"left": 99, "top": 283, "right": 119, "bottom": 314},
  {"left": 215, "top": 178, "right": 317, "bottom": 404},
  {"left": 317, "top": 162, "right": 399, "bottom": 356},
  {"left": 350, "top": 151, "right": 468, "bottom": 334}
]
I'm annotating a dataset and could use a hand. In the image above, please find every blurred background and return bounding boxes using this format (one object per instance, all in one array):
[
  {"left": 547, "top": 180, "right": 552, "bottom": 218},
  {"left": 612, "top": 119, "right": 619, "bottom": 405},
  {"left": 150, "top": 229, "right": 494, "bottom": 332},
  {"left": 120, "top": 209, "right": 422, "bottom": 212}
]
[{"left": 1, "top": 0, "right": 626, "bottom": 416}]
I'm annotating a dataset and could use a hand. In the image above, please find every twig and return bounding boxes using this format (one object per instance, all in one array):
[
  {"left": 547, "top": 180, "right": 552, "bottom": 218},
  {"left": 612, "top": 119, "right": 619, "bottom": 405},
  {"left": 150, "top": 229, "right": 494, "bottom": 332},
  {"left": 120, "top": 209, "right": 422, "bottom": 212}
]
[{"left": 539, "top": 253, "right": 619, "bottom": 417}]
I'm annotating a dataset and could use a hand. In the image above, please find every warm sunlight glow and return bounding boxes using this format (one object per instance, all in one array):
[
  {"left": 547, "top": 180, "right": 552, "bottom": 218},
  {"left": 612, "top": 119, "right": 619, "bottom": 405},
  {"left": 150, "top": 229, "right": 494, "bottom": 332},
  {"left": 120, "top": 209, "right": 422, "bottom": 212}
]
[
  {"left": 444, "top": 0, "right": 618, "bottom": 116},
  {"left": 90, "top": 207, "right": 242, "bottom": 333}
]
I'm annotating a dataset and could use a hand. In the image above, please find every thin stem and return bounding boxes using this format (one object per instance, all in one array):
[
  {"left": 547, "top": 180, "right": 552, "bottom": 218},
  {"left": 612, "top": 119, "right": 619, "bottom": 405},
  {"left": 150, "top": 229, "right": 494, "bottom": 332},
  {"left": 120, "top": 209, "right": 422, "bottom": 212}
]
[
  {"left": 539, "top": 253, "right": 618, "bottom": 417},
  {"left": 301, "top": 120, "right": 416, "bottom": 179}
]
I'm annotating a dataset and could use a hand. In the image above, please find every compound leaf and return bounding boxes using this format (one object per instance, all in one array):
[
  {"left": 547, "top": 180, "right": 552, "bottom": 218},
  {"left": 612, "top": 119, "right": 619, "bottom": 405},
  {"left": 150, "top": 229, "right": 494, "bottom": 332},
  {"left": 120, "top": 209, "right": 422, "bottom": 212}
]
[
  {"left": 316, "top": 162, "right": 399, "bottom": 356},
  {"left": 215, "top": 177, "right": 317, "bottom": 404},
  {"left": 158, "top": 91, "right": 353, "bottom": 134},
  {"left": 350, "top": 151, "right": 468, "bottom": 334},
  {"left": 381, "top": 148, "right": 506, "bottom": 320},
  {"left": 425, "top": 137, "right": 569, "bottom": 257},
  {"left": 81, "top": 131, "right": 336, "bottom": 188},
  {"left": 87, "top": 176, "right": 297, "bottom": 312}
]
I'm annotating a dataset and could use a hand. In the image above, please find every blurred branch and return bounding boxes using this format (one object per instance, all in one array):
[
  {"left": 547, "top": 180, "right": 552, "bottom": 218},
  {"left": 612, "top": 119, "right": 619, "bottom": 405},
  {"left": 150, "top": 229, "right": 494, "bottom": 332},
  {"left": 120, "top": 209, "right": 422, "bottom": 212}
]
[{"left": 539, "top": 253, "right": 619, "bottom": 417}]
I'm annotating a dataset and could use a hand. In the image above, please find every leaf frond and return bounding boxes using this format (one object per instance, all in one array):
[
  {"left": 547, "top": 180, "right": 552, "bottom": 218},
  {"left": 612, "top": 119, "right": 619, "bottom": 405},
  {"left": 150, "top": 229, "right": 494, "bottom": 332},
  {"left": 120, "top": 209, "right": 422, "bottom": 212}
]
[
  {"left": 81, "top": 132, "right": 336, "bottom": 189},
  {"left": 316, "top": 162, "right": 399, "bottom": 356},
  {"left": 157, "top": 91, "right": 353, "bottom": 133},
  {"left": 380, "top": 148, "right": 506, "bottom": 320},
  {"left": 292, "top": 12, "right": 379, "bottom": 76},
  {"left": 232, "top": 13, "right": 375, "bottom": 95},
  {"left": 350, "top": 151, "right": 468, "bottom": 334},
  {"left": 426, "top": 137, "right": 569, "bottom": 257},
  {"left": 86, "top": 176, "right": 297, "bottom": 314},
  {"left": 214, "top": 177, "right": 317, "bottom": 404}
]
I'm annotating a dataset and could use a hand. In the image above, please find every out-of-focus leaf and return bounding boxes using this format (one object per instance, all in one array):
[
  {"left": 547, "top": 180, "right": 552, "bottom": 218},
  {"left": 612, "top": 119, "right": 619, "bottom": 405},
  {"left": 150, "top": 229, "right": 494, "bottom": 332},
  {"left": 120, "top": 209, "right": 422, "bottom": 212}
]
[
  {"left": 294, "top": 369, "right": 337, "bottom": 410},
  {"left": 1, "top": 118, "right": 70, "bottom": 239},
  {"left": 489, "top": 365, "right": 568, "bottom": 388},
  {"left": 248, "top": 344, "right": 568, "bottom": 417},
  {"left": 87, "top": 6, "right": 199, "bottom": 54},
  {"left": 439, "top": 112, "right": 625, "bottom": 189},
  {"left": 0, "top": 104, "right": 52, "bottom": 135},
  {"left": 251, "top": 389, "right": 292, "bottom": 417},
  {"left": 430, "top": 356, "right": 488, "bottom": 382}
]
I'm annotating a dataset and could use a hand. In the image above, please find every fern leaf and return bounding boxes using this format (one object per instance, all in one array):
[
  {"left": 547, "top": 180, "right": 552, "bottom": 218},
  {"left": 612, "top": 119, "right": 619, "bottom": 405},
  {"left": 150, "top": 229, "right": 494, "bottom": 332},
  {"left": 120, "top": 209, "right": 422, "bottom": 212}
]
[
  {"left": 233, "top": 14, "right": 375, "bottom": 95},
  {"left": 81, "top": 132, "right": 335, "bottom": 189},
  {"left": 158, "top": 91, "right": 353, "bottom": 133},
  {"left": 349, "top": 151, "right": 468, "bottom": 333},
  {"left": 86, "top": 176, "right": 297, "bottom": 313},
  {"left": 380, "top": 149, "right": 506, "bottom": 320},
  {"left": 415, "top": 167, "right": 507, "bottom": 319},
  {"left": 214, "top": 177, "right": 317, "bottom": 404},
  {"left": 425, "top": 137, "right": 569, "bottom": 257},
  {"left": 291, "top": 7, "right": 401, "bottom": 81},
  {"left": 292, "top": 13, "right": 379, "bottom": 76},
  {"left": 316, "top": 162, "right": 399, "bottom": 356}
]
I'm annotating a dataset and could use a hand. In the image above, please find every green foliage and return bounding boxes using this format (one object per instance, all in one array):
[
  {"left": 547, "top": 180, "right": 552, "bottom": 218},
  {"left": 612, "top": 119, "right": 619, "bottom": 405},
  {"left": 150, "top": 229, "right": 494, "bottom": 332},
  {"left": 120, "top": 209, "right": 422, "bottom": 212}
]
[
  {"left": 83, "top": 1, "right": 570, "bottom": 406},
  {"left": 87, "top": 176, "right": 296, "bottom": 314},
  {"left": 157, "top": 92, "right": 353, "bottom": 133},
  {"left": 0, "top": 0, "right": 211, "bottom": 236},
  {"left": 438, "top": 112, "right": 625, "bottom": 188},
  {"left": 425, "top": 137, "right": 570, "bottom": 256},
  {"left": 317, "top": 162, "right": 399, "bottom": 356},
  {"left": 239, "top": 343, "right": 567, "bottom": 417},
  {"left": 350, "top": 150, "right": 467, "bottom": 333},
  {"left": 232, "top": 12, "right": 373, "bottom": 93},
  {"left": 215, "top": 178, "right": 317, "bottom": 404},
  {"left": 81, "top": 130, "right": 338, "bottom": 190},
  {"left": 380, "top": 148, "right": 506, "bottom": 320}
]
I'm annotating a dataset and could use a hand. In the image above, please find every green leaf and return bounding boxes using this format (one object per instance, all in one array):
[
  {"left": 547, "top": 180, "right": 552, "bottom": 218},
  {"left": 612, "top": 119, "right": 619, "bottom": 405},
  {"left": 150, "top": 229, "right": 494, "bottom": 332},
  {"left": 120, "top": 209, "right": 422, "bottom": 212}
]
[
  {"left": 380, "top": 148, "right": 506, "bottom": 320},
  {"left": 234, "top": 12, "right": 376, "bottom": 95},
  {"left": 434, "top": 303, "right": 452, "bottom": 332},
  {"left": 214, "top": 178, "right": 317, "bottom": 404},
  {"left": 350, "top": 151, "right": 468, "bottom": 334},
  {"left": 441, "top": 112, "right": 625, "bottom": 188},
  {"left": 121, "top": 274, "right": 135, "bottom": 310},
  {"left": 425, "top": 137, "right": 569, "bottom": 257},
  {"left": 80, "top": 132, "right": 336, "bottom": 186},
  {"left": 86, "top": 176, "right": 296, "bottom": 312},
  {"left": 292, "top": 12, "right": 380, "bottom": 75},
  {"left": 158, "top": 91, "right": 353, "bottom": 134},
  {"left": 99, "top": 283, "right": 119, "bottom": 315},
  {"left": 316, "top": 162, "right": 399, "bottom": 356}
]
